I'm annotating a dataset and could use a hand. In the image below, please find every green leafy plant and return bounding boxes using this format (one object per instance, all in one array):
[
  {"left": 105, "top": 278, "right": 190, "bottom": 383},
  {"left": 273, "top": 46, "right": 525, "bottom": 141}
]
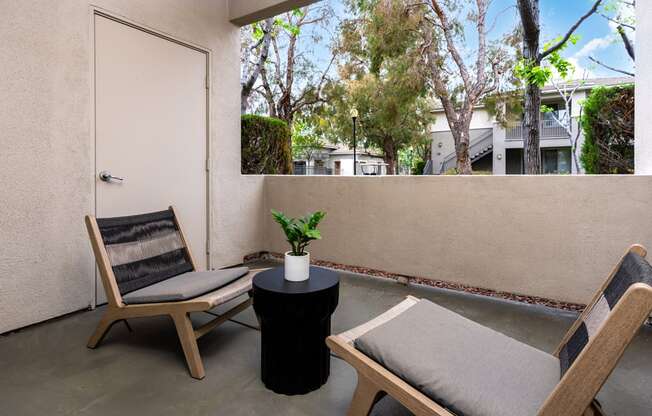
[
  {"left": 271, "top": 210, "right": 326, "bottom": 256},
  {"left": 241, "top": 115, "right": 292, "bottom": 174},
  {"left": 580, "top": 84, "right": 634, "bottom": 174},
  {"left": 514, "top": 35, "right": 580, "bottom": 87}
]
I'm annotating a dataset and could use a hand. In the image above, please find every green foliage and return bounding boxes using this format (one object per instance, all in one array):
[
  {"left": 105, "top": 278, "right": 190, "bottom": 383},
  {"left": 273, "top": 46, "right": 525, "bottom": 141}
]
[
  {"left": 484, "top": 91, "right": 524, "bottom": 126},
  {"left": 412, "top": 160, "right": 426, "bottom": 176},
  {"left": 291, "top": 117, "right": 325, "bottom": 161},
  {"left": 271, "top": 210, "right": 326, "bottom": 255},
  {"left": 317, "top": 0, "right": 434, "bottom": 172},
  {"left": 515, "top": 35, "right": 580, "bottom": 87},
  {"left": 398, "top": 145, "right": 427, "bottom": 175},
  {"left": 241, "top": 115, "right": 292, "bottom": 174},
  {"left": 580, "top": 84, "right": 634, "bottom": 174},
  {"left": 514, "top": 60, "right": 552, "bottom": 87}
]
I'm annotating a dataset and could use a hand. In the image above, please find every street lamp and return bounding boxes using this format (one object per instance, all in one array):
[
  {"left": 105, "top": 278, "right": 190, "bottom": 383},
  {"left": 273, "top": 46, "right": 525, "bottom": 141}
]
[{"left": 350, "top": 107, "right": 358, "bottom": 175}]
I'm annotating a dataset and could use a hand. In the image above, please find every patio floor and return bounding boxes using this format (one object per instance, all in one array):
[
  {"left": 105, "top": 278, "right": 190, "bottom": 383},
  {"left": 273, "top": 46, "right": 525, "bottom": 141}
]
[{"left": 1, "top": 259, "right": 651, "bottom": 416}]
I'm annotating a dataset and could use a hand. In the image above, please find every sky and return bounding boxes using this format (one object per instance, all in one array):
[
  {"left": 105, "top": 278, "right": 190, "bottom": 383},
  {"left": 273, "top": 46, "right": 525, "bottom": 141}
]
[{"left": 296, "top": 0, "right": 635, "bottom": 81}]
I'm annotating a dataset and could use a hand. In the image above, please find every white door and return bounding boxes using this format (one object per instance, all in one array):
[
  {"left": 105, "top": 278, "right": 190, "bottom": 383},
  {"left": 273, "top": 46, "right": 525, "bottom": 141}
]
[{"left": 94, "top": 14, "right": 208, "bottom": 304}]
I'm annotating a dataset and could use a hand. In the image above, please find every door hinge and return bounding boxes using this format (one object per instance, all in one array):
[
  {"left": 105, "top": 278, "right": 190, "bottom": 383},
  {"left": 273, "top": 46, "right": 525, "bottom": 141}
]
[
  {"left": 205, "top": 159, "right": 210, "bottom": 172},
  {"left": 205, "top": 76, "right": 210, "bottom": 90}
]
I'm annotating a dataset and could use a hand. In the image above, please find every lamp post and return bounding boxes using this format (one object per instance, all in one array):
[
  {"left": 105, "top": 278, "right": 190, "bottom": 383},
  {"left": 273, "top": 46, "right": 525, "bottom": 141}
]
[{"left": 350, "top": 108, "right": 358, "bottom": 175}]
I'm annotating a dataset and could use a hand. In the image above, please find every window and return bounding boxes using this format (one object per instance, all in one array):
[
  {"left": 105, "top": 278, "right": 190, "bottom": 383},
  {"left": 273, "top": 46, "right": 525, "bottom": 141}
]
[{"left": 542, "top": 148, "right": 571, "bottom": 174}]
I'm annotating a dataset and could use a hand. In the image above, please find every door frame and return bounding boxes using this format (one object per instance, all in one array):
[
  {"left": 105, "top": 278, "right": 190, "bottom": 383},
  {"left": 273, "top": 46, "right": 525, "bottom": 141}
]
[{"left": 89, "top": 7, "right": 212, "bottom": 307}]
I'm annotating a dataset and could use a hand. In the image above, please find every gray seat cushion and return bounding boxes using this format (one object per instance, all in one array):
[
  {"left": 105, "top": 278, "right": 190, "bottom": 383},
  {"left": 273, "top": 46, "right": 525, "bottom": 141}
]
[
  {"left": 355, "top": 299, "right": 560, "bottom": 416},
  {"left": 122, "top": 267, "right": 249, "bottom": 304}
]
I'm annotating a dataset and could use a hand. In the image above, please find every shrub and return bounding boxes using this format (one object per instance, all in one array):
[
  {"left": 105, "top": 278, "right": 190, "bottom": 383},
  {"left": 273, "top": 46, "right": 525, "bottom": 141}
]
[
  {"left": 411, "top": 159, "right": 426, "bottom": 175},
  {"left": 241, "top": 115, "right": 292, "bottom": 174},
  {"left": 580, "top": 84, "right": 634, "bottom": 174}
]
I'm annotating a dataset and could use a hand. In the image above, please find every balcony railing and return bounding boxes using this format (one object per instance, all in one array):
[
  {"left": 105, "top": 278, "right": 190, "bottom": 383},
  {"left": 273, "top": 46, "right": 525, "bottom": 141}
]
[
  {"left": 293, "top": 166, "right": 333, "bottom": 175},
  {"left": 506, "top": 119, "right": 569, "bottom": 140}
]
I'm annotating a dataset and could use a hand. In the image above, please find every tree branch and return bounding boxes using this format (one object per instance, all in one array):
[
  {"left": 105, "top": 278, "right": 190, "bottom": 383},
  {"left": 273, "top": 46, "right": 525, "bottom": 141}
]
[
  {"left": 241, "top": 18, "right": 273, "bottom": 113},
  {"left": 598, "top": 12, "right": 635, "bottom": 30},
  {"left": 539, "top": 0, "right": 603, "bottom": 60},
  {"left": 429, "top": 0, "right": 471, "bottom": 90},
  {"left": 471, "top": 0, "right": 489, "bottom": 99},
  {"left": 588, "top": 56, "right": 634, "bottom": 76},
  {"left": 618, "top": 26, "right": 635, "bottom": 61}
]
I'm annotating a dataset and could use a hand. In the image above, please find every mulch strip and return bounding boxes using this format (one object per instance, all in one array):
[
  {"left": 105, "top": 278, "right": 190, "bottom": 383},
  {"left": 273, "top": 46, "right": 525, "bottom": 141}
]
[{"left": 244, "top": 251, "right": 585, "bottom": 313}]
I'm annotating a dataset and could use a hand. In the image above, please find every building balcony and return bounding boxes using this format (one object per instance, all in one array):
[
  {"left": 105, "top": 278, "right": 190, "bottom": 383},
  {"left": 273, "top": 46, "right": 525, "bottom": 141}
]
[{"left": 505, "top": 119, "right": 570, "bottom": 141}]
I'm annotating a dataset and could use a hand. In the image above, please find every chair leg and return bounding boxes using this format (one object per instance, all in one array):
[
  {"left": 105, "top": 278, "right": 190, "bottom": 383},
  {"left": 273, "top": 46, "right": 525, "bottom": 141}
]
[
  {"left": 171, "top": 312, "right": 205, "bottom": 379},
  {"left": 583, "top": 401, "right": 606, "bottom": 416},
  {"left": 87, "top": 311, "right": 119, "bottom": 348},
  {"left": 347, "top": 372, "right": 385, "bottom": 416}
]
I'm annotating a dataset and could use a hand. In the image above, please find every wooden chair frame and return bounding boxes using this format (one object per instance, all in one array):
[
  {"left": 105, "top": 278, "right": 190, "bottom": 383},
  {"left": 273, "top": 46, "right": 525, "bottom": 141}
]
[
  {"left": 327, "top": 244, "right": 652, "bottom": 416},
  {"left": 85, "top": 206, "right": 266, "bottom": 379}
]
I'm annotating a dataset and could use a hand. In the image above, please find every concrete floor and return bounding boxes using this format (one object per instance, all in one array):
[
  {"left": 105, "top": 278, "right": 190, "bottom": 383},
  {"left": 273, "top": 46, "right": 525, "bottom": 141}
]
[{"left": 1, "top": 261, "right": 651, "bottom": 416}]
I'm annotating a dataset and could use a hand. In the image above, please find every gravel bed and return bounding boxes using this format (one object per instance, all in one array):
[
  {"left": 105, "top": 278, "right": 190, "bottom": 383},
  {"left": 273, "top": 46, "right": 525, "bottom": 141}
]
[{"left": 244, "top": 251, "right": 585, "bottom": 313}]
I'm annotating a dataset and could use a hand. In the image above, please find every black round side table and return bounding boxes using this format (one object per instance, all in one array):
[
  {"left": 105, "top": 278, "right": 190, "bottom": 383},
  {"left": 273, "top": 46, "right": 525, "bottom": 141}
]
[{"left": 252, "top": 266, "right": 339, "bottom": 395}]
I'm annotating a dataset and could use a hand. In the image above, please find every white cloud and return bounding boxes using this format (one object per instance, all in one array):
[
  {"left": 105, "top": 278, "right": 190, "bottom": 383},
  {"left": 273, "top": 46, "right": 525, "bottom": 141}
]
[
  {"left": 565, "top": 57, "right": 596, "bottom": 79},
  {"left": 574, "top": 37, "right": 612, "bottom": 58}
]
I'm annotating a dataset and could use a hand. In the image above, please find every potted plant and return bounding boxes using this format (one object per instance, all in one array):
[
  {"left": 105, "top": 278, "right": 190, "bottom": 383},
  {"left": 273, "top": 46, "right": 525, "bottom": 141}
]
[{"left": 271, "top": 209, "right": 326, "bottom": 282}]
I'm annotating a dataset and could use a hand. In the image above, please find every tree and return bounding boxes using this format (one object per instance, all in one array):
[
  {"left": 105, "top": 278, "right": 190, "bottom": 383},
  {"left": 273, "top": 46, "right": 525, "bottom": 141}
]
[
  {"left": 515, "top": 0, "right": 602, "bottom": 174},
  {"left": 580, "top": 84, "right": 634, "bottom": 173},
  {"left": 385, "top": 0, "right": 518, "bottom": 175},
  {"left": 424, "top": 1, "right": 494, "bottom": 174},
  {"left": 318, "top": 1, "right": 435, "bottom": 175},
  {"left": 589, "top": 0, "right": 635, "bottom": 76},
  {"left": 543, "top": 72, "right": 589, "bottom": 174},
  {"left": 291, "top": 117, "right": 325, "bottom": 162},
  {"left": 257, "top": 6, "right": 336, "bottom": 127},
  {"left": 240, "top": 18, "right": 274, "bottom": 114}
]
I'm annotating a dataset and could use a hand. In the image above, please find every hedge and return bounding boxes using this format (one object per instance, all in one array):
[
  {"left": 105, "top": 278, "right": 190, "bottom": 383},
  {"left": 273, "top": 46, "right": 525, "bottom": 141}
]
[
  {"left": 580, "top": 84, "right": 634, "bottom": 174},
  {"left": 241, "top": 115, "right": 292, "bottom": 174}
]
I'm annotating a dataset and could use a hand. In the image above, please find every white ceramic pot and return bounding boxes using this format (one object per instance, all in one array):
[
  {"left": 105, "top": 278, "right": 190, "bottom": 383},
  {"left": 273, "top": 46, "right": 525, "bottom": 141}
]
[{"left": 284, "top": 251, "right": 310, "bottom": 282}]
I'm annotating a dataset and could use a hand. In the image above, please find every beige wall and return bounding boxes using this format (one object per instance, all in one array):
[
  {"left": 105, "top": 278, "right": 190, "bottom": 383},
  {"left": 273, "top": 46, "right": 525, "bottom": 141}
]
[
  {"left": 265, "top": 176, "right": 652, "bottom": 304},
  {"left": 431, "top": 108, "right": 495, "bottom": 132},
  {"left": 0, "top": 0, "right": 265, "bottom": 333},
  {"left": 636, "top": 0, "right": 651, "bottom": 174}
]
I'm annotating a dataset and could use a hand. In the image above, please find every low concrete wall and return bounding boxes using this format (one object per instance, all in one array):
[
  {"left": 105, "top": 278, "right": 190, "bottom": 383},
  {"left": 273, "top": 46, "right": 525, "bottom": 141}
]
[{"left": 264, "top": 176, "right": 652, "bottom": 304}]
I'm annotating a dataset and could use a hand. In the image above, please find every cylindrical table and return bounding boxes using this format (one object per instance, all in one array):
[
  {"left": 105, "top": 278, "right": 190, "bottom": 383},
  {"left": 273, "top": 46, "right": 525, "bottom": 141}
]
[{"left": 252, "top": 266, "right": 339, "bottom": 395}]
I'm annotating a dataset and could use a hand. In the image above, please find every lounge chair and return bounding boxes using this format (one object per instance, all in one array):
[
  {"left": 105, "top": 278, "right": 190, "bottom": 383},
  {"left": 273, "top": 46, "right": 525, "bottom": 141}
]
[
  {"left": 327, "top": 244, "right": 652, "bottom": 416},
  {"left": 85, "top": 206, "right": 264, "bottom": 379}
]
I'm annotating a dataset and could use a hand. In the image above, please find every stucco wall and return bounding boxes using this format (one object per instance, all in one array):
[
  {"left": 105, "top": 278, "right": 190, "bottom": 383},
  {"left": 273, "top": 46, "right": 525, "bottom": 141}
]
[
  {"left": 431, "top": 108, "right": 495, "bottom": 132},
  {"left": 636, "top": 0, "right": 651, "bottom": 174},
  {"left": 264, "top": 176, "right": 652, "bottom": 305},
  {"left": 0, "top": 0, "right": 265, "bottom": 333}
]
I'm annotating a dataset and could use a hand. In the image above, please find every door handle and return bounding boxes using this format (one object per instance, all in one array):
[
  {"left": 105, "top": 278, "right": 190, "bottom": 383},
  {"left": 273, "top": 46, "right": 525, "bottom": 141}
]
[{"left": 99, "top": 171, "right": 124, "bottom": 183}]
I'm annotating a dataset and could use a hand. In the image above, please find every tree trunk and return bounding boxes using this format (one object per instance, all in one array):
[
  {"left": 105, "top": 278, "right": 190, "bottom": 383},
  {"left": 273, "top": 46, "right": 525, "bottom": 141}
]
[
  {"left": 523, "top": 81, "right": 541, "bottom": 174},
  {"left": 383, "top": 137, "right": 396, "bottom": 175},
  {"left": 241, "top": 19, "right": 273, "bottom": 114},
  {"left": 518, "top": 0, "right": 542, "bottom": 174},
  {"left": 451, "top": 122, "right": 473, "bottom": 175}
]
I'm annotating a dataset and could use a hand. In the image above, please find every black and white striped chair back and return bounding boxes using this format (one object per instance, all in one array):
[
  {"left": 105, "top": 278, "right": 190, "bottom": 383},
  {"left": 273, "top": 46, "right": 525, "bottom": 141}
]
[
  {"left": 559, "top": 251, "right": 652, "bottom": 375},
  {"left": 96, "top": 208, "right": 194, "bottom": 295}
]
